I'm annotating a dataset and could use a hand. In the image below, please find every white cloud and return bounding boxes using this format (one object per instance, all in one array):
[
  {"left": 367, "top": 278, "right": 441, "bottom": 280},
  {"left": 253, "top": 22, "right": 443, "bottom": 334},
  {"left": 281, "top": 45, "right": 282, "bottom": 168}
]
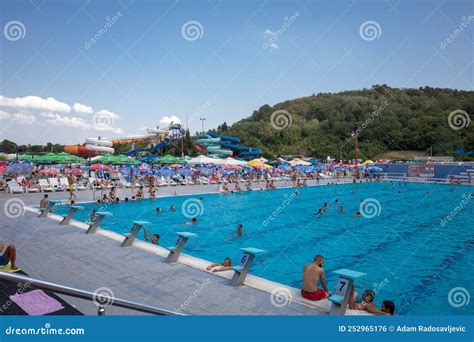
[
  {"left": 269, "top": 43, "right": 279, "bottom": 49},
  {"left": 0, "top": 110, "right": 11, "bottom": 120},
  {"left": 265, "top": 29, "right": 274, "bottom": 36},
  {"left": 0, "top": 95, "right": 71, "bottom": 113},
  {"left": 13, "top": 113, "right": 37, "bottom": 124},
  {"left": 41, "top": 112, "right": 90, "bottom": 129},
  {"left": 95, "top": 109, "right": 120, "bottom": 119},
  {"left": 159, "top": 115, "right": 181, "bottom": 127},
  {"left": 73, "top": 102, "right": 93, "bottom": 114}
]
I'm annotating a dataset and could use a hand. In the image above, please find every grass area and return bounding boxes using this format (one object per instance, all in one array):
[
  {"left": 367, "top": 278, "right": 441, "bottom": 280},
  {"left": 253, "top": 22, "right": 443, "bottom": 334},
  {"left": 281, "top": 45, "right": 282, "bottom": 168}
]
[{"left": 376, "top": 150, "right": 426, "bottom": 160}]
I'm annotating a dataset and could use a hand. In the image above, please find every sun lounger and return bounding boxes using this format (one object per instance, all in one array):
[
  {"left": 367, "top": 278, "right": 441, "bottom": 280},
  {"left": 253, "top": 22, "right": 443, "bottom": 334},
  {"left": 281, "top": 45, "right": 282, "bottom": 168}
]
[
  {"left": 38, "top": 179, "right": 54, "bottom": 192},
  {"left": 48, "top": 178, "right": 65, "bottom": 191},
  {"left": 6, "top": 180, "right": 24, "bottom": 194}
]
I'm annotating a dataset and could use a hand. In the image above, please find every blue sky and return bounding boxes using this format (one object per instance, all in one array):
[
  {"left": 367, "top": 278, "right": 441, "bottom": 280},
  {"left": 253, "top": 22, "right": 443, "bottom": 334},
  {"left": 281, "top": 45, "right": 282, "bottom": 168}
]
[{"left": 0, "top": 0, "right": 472, "bottom": 144}]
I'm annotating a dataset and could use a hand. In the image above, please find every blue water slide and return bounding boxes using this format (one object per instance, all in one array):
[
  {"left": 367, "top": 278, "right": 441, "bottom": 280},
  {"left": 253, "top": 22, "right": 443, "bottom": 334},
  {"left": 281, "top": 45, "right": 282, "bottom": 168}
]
[
  {"left": 126, "top": 139, "right": 172, "bottom": 156},
  {"left": 208, "top": 133, "right": 241, "bottom": 143},
  {"left": 208, "top": 133, "right": 262, "bottom": 157}
]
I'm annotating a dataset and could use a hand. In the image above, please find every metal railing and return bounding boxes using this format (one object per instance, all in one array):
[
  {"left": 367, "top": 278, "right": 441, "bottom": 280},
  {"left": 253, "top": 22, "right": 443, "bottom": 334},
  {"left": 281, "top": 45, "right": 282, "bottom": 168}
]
[{"left": 0, "top": 272, "right": 180, "bottom": 316}]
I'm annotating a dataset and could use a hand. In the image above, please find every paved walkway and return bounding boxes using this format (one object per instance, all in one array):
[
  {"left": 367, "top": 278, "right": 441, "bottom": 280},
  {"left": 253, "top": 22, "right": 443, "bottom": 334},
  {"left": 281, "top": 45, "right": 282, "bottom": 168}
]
[{"left": 0, "top": 181, "right": 344, "bottom": 315}]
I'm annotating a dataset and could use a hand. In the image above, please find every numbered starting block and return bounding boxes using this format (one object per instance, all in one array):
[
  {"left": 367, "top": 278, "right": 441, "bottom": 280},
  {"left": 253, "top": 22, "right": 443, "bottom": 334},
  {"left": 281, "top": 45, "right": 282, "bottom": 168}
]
[
  {"left": 60, "top": 205, "right": 85, "bottom": 225},
  {"left": 38, "top": 200, "right": 61, "bottom": 218},
  {"left": 86, "top": 212, "right": 113, "bottom": 234},
  {"left": 230, "top": 247, "right": 266, "bottom": 287},
  {"left": 165, "top": 232, "right": 197, "bottom": 264},
  {"left": 121, "top": 221, "right": 151, "bottom": 247},
  {"left": 329, "top": 268, "right": 366, "bottom": 315}
]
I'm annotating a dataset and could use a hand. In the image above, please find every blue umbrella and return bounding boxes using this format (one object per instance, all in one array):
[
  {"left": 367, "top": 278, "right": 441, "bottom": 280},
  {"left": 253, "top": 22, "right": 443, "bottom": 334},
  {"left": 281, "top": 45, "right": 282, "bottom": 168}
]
[{"left": 6, "top": 161, "right": 33, "bottom": 174}]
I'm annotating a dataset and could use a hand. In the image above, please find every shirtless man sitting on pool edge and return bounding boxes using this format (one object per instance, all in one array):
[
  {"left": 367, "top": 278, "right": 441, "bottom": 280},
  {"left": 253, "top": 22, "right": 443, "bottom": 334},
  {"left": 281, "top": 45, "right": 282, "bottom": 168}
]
[{"left": 301, "top": 255, "right": 330, "bottom": 300}]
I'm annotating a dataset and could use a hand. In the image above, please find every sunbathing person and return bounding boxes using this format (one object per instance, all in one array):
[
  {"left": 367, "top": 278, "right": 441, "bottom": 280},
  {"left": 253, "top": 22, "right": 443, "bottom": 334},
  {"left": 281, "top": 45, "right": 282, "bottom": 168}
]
[
  {"left": 206, "top": 257, "right": 232, "bottom": 273},
  {"left": 143, "top": 229, "right": 160, "bottom": 245},
  {"left": 301, "top": 255, "right": 330, "bottom": 301},
  {"left": 0, "top": 243, "right": 18, "bottom": 270},
  {"left": 39, "top": 194, "right": 49, "bottom": 208}
]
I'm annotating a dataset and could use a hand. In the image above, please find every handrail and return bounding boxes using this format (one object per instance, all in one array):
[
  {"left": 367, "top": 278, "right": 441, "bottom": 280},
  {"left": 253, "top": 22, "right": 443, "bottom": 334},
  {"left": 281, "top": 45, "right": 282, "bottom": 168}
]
[{"left": 0, "top": 271, "right": 180, "bottom": 316}]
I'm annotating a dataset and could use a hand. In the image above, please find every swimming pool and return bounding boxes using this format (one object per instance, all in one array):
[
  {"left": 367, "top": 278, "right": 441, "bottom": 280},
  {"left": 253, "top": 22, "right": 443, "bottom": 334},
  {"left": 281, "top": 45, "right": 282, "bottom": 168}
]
[{"left": 54, "top": 182, "right": 474, "bottom": 315}]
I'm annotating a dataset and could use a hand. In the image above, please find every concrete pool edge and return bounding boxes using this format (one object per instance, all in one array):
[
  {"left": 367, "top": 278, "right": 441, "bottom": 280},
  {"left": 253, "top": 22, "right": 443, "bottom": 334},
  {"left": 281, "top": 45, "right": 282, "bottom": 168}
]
[{"left": 23, "top": 205, "right": 372, "bottom": 316}]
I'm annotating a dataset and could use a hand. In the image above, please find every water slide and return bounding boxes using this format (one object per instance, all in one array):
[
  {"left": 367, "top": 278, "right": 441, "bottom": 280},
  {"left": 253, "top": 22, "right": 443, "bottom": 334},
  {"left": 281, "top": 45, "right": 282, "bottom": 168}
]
[
  {"left": 195, "top": 135, "right": 233, "bottom": 158},
  {"left": 207, "top": 133, "right": 262, "bottom": 158}
]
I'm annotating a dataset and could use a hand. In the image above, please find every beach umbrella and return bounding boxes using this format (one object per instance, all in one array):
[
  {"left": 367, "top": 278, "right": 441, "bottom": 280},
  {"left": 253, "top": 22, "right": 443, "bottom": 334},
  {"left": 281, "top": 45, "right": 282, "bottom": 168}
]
[
  {"left": 39, "top": 168, "right": 59, "bottom": 175},
  {"left": 89, "top": 164, "right": 111, "bottom": 171},
  {"left": 188, "top": 155, "right": 221, "bottom": 165},
  {"left": 158, "top": 154, "right": 183, "bottom": 165},
  {"left": 361, "top": 160, "right": 375, "bottom": 166},
  {"left": 18, "top": 154, "right": 34, "bottom": 162},
  {"left": 6, "top": 161, "right": 34, "bottom": 174},
  {"left": 67, "top": 168, "right": 83, "bottom": 175},
  {"left": 0, "top": 166, "right": 5, "bottom": 174}
]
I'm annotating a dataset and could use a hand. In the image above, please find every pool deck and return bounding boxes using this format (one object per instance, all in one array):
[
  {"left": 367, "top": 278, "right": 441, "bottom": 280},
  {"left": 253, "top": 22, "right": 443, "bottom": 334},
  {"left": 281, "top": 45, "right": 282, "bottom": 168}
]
[{"left": 0, "top": 179, "right": 357, "bottom": 316}]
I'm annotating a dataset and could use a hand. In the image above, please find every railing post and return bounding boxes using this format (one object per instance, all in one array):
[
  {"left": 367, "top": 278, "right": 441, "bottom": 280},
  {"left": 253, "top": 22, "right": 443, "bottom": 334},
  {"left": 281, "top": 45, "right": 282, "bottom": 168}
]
[
  {"left": 60, "top": 205, "right": 85, "bottom": 225},
  {"left": 86, "top": 212, "right": 113, "bottom": 234},
  {"left": 121, "top": 221, "right": 150, "bottom": 247},
  {"left": 165, "top": 232, "right": 197, "bottom": 263}
]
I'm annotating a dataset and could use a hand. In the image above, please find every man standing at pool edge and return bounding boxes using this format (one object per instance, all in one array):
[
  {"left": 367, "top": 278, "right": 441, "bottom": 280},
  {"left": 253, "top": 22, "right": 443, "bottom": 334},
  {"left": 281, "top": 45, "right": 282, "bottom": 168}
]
[{"left": 301, "top": 255, "right": 330, "bottom": 301}]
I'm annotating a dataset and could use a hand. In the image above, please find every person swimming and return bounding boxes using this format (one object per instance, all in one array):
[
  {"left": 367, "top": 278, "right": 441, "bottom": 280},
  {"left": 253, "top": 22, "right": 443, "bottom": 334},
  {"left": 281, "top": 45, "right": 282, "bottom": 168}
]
[
  {"left": 143, "top": 229, "right": 159, "bottom": 245},
  {"left": 156, "top": 207, "right": 161, "bottom": 214},
  {"left": 354, "top": 211, "right": 362, "bottom": 218},
  {"left": 170, "top": 205, "right": 176, "bottom": 212},
  {"left": 89, "top": 210, "right": 97, "bottom": 223},
  {"left": 338, "top": 206, "right": 344, "bottom": 213},
  {"left": 183, "top": 217, "right": 197, "bottom": 225}
]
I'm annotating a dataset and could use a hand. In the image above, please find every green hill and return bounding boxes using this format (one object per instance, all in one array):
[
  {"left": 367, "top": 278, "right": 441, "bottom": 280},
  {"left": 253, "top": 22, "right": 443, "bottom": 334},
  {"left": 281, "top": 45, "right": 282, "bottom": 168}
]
[{"left": 215, "top": 85, "right": 473, "bottom": 160}]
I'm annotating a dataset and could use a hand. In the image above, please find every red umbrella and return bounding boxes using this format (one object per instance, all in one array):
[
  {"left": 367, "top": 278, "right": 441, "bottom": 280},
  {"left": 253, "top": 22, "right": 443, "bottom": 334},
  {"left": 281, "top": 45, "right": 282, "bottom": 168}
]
[
  {"left": 67, "top": 168, "right": 83, "bottom": 175},
  {"left": 89, "top": 164, "right": 110, "bottom": 171},
  {"left": 39, "top": 168, "right": 59, "bottom": 175},
  {"left": 139, "top": 166, "right": 149, "bottom": 171},
  {"left": 0, "top": 166, "right": 5, "bottom": 174}
]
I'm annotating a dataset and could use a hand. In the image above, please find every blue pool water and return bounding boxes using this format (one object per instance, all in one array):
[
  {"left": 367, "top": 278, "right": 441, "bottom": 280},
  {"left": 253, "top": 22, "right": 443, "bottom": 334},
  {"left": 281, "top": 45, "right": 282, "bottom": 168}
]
[{"left": 54, "top": 182, "right": 474, "bottom": 315}]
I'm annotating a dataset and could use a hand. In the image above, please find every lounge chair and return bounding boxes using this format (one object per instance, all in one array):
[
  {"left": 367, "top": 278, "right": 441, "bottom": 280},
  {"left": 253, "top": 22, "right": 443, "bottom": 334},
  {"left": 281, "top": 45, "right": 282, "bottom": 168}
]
[
  {"left": 6, "top": 180, "right": 24, "bottom": 194},
  {"left": 48, "top": 178, "right": 65, "bottom": 191},
  {"left": 38, "top": 179, "right": 54, "bottom": 192}
]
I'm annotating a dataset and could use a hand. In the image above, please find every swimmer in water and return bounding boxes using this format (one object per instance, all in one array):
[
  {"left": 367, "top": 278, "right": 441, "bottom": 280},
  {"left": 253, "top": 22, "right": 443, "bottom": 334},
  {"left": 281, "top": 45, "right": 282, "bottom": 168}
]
[
  {"left": 338, "top": 206, "right": 344, "bottom": 213},
  {"left": 354, "top": 211, "right": 362, "bottom": 218},
  {"left": 170, "top": 205, "right": 176, "bottom": 212},
  {"left": 183, "top": 217, "right": 198, "bottom": 225},
  {"left": 156, "top": 207, "right": 161, "bottom": 214}
]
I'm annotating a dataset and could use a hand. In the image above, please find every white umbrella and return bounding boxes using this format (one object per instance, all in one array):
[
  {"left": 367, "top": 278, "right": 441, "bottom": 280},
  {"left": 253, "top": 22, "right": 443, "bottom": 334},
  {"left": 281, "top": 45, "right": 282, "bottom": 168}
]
[
  {"left": 224, "top": 157, "right": 247, "bottom": 166},
  {"left": 289, "top": 158, "right": 311, "bottom": 166},
  {"left": 187, "top": 155, "right": 222, "bottom": 165}
]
